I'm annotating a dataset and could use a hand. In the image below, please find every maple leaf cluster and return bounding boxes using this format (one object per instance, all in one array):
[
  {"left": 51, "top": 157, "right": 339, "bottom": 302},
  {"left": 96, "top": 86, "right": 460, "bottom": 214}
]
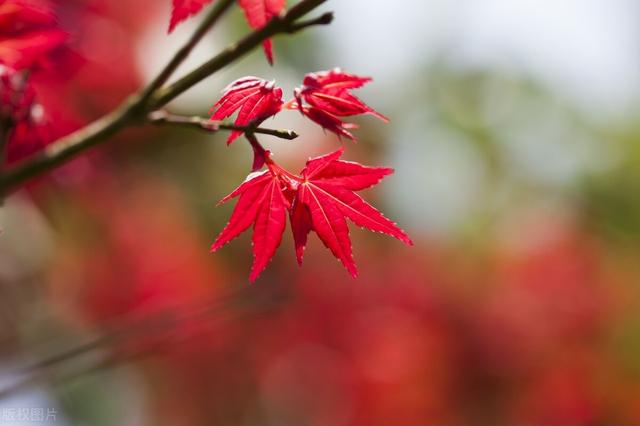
[
  {"left": 212, "top": 148, "right": 412, "bottom": 282},
  {"left": 171, "top": 0, "right": 413, "bottom": 282},
  {"left": 0, "top": 1, "right": 411, "bottom": 284},
  {"left": 207, "top": 68, "right": 412, "bottom": 281},
  {"left": 211, "top": 69, "right": 393, "bottom": 170},
  {"left": 170, "top": 0, "right": 285, "bottom": 64},
  {"left": 0, "top": 0, "right": 63, "bottom": 156}
]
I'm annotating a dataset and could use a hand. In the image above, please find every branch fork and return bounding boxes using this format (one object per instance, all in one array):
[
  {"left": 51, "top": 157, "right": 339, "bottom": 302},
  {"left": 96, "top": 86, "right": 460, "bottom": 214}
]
[{"left": 0, "top": 0, "right": 331, "bottom": 196}]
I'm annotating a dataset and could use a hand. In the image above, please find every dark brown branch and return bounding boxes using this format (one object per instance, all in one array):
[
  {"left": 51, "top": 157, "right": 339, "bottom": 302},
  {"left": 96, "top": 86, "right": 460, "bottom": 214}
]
[
  {"left": 137, "top": 0, "right": 236, "bottom": 106},
  {"left": 149, "top": 0, "right": 331, "bottom": 107}
]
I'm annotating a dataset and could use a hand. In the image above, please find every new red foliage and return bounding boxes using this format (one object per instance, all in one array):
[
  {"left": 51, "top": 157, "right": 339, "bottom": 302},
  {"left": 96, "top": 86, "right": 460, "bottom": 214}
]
[
  {"left": 212, "top": 149, "right": 412, "bottom": 281},
  {"left": 291, "top": 149, "right": 412, "bottom": 277},
  {"left": 211, "top": 169, "right": 290, "bottom": 282},
  {"left": 298, "top": 68, "right": 388, "bottom": 121},
  {"left": 169, "top": 0, "right": 286, "bottom": 63},
  {"left": 205, "top": 64, "right": 406, "bottom": 281},
  {"left": 209, "top": 76, "right": 283, "bottom": 145},
  {"left": 0, "top": 0, "right": 66, "bottom": 70},
  {"left": 291, "top": 69, "right": 388, "bottom": 140}
]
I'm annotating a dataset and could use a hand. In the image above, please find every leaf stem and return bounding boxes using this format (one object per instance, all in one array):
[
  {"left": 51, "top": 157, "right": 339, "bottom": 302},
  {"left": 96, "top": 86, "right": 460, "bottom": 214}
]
[{"left": 148, "top": 110, "right": 298, "bottom": 140}]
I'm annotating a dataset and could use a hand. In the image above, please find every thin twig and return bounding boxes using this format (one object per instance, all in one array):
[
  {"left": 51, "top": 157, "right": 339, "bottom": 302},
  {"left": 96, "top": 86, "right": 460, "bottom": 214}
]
[
  {"left": 286, "top": 12, "right": 334, "bottom": 32},
  {"left": 0, "top": 100, "right": 138, "bottom": 192},
  {"left": 0, "top": 0, "right": 330, "bottom": 195},
  {"left": 148, "top": 110, "right": 298, "bottom": 140},
  {"left": 0, "top": 287, "right": 285, "bottom": 400}
]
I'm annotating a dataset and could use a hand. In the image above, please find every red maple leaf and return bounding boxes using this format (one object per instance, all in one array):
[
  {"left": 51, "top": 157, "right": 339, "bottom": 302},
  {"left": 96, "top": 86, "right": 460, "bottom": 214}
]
[
  {"left": 291, "top": 69, "right": 388, "bottom": 140},
  {"left": 211, "top": 169, "right": 290, "bottom": 282},
  {"left": 169, "top": 0, "right": 285, "bottom": 64},
  {"left": 299, "top": 68, "right": 388, "bottom": 120},
  {"left": 209, "top": 76, "right": 283, "bottom": 145},
  {"left": 290, "top": 149, "right": 412, "bottom": 277},
  {"left": 238, "top": 0, "right": 285, "bottom": 65},
  {"left": 0, "top": 0, "right": 66, "bottom": 70},
  {"left": 211, "top": 149, "right": 412, "bottom": 281},
  {"left": 169, "top": 0, "right": 213, "bottom": 33},
  {"left": 0, "top": 29, "right": 67, "bottom": 70},
  {"left": 0, "top": 0, "right": 57, "bottom": 29}
]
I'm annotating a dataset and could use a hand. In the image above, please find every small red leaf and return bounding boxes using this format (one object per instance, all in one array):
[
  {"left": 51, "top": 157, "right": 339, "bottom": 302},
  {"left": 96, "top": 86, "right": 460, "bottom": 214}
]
[
  {"left": 211, "top": 152, "right": 412, "bottom": 280},
  {"left": 169, "top": 0, "right": 285, "bottom": 63},
  {"left": 292, "top": 69, "right": 389, "bottom": 139},
  {"left": 300, "top": 68, "right": 388, "bottom": 117},
  {"left": 169, "top": 0, "right": 214, "bottom": 33},
  {"left": 211, "top": 170, "right": 288, "bottom": 282},
  {"left": 238, "top": 0, "right": 285, "bottom": 64},
  {"left": 209, "top": 77, "right": 283, "bottom": 145},
  {"left": 291, "top": 149, "right": 412, "bottom": 277},
  {"left": 302, "top": 70, "right": 371, "bottom": 91}
]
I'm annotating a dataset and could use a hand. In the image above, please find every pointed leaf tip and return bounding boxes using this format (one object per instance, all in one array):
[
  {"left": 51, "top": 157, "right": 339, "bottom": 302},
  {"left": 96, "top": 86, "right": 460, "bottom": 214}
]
[
  {"left": 169, "top": 0, "right": 215, "bottom": 32},
  {"left": 290, "top": 152, "right": 412, "bottom": 277},
  {"left": 238, "top": 0, "right": 286, "bottom": 64}
]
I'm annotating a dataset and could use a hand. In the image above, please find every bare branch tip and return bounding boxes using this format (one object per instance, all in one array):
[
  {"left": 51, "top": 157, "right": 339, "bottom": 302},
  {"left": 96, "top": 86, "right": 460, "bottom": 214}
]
[{"left": 318, "top": 12, "right": 334, "bottom": 25}]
